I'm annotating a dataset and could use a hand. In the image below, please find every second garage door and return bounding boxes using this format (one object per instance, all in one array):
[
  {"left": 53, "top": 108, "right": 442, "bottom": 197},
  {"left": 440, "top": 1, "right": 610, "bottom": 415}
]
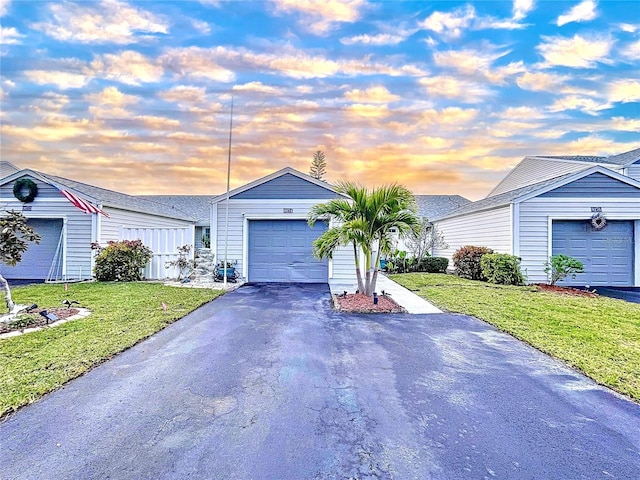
[
  {"left": 552, "top": 220, "right": 634, "bottom": 286},
  {"left": 248, "top": 220, "right": 328, "bottom": 283}
]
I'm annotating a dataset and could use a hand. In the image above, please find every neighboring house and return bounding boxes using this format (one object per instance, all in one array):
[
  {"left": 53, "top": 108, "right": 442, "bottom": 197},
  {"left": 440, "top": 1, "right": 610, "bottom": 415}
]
[
  {"left": 432, "top": 148, "right": 640, "bottom": 287},
  {"left": 141, "top": 195, "right": 216, "bottom": 250},
  {"left": 390, "top": 195, "right": 471, "bottom": 254},
  {"left": 209, "top": 167, "right": 356, "bottom": 284},
  {"left": 0, "top": 162, "right": 196, "bottom": 282}
]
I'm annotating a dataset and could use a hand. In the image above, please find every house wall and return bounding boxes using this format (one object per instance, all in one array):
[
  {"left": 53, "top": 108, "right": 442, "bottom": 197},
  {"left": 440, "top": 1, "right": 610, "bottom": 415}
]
[
  {"left": 1, "top": 176, "right": 95, "bottom": 281},
  {"left": 626, "top": 161, "right": 640, "bottom": 182},
  {"left": 433, "top": 206, "right": 512, "bottom": 264},
  {"left": 214, "top": 199, "right": 355, "bottom": 281},
  {"left": 489, "top": 158, "right": 617, "bottom": 197},
  {"left": 518, "top": 198, "right": 640, "bottom": 285}
]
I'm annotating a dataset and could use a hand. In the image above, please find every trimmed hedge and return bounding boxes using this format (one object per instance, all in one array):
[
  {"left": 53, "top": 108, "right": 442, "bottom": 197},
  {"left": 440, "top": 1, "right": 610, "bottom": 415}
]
[
  {"left": 417, "top": 256, "right": 449, "bottom": 273},
  {"left": 480, "top": 253, "right": 525, "bottom": 285},
  {"left": 453, "top": 245, "right": 494, "bottom": 280},
  {"left": 92, "top": 240, "right": 153, "bottom": 281}
]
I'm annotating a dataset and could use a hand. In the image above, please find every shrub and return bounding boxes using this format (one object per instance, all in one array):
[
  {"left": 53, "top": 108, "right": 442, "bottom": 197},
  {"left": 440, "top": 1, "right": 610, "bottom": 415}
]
[
  {"left": 165, "top": 244, "right": 196, "bottom": 280},
  {"left": 416, "top": 256, "right": 449, "bottom": 273},
  {"left": 453, "top": 245, "right": 494, "bottom": 280},
  {"left": 544, "top": 254, "right": 584, "bottom": 285},
  {"left": 481, "top": 253, "right": 525, "bottom": 285},
  {"left": 92, "top": 240, "right": 153, "bottom": 282}
]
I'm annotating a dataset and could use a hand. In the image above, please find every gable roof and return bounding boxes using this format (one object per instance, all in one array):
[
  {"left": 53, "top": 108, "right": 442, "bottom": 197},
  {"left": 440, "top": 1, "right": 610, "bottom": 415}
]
[
  {"left": 210, "top": 167, "right": 343, "bottom": 204},
  {"left": 2, "top": 169, "right": 195, "bottom": 221},
  {"left": 414, "top": 195, "right": 471, "bottom": 220},
  {"left": 1, "top": 161, "right": 20, "bottom": 178},
  {"left": 433, "top": 166, "right": 640, "bottom": 221},
  {"left": 606, "top": 147, "right": 640, "bottom": 166},
  {"left": 141, "top": 195, "right": 216, "bottom": 225}
]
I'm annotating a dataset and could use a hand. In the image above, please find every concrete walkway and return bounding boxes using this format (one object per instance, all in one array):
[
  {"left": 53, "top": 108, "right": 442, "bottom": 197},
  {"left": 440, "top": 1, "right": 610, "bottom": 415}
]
[{"left": 329, "top": 273, "right": 442, "bottom": 314}]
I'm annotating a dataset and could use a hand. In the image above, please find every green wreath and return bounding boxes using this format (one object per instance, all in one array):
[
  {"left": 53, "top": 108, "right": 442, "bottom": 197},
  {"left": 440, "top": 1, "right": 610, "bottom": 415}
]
[{"left": 13, "top": 178, "right": 38, "bottom": 203}]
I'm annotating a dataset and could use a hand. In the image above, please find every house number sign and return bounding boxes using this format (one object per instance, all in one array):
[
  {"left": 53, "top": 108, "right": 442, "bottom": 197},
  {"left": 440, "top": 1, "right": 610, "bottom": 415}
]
[
  {"left": 591, "top": 207, "right": 602, "bottom": 212},
  {"left": 283, "top": 208, "right": 293, "bottom": 213}
]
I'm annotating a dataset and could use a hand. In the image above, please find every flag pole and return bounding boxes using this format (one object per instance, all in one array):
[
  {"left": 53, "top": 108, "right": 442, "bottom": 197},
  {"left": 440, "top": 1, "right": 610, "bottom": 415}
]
[{"left": 223, "top": 94, "right": 234, "bottom": 288}]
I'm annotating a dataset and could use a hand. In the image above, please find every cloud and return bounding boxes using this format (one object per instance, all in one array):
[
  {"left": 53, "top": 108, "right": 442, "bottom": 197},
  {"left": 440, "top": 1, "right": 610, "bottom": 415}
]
[
  {"left": 419, "top": 76, "right": 492, "bottom": 102},
  {"left": 31, "top": 0, "right": 168, "bottom": 44},
  {"left": 557, "top": 0, "right": 597, "bottom": 27},
  {"left": 419, "top": 4, "right": 475, "bottom": 39},
  {"left": 85, "top": 86, "right": 139, "bottom": 117},
  {"left": 619, "top": 23, "right": 639, "bottom": 33},
  {"left": 537, "top": 34, "right": 613, "bottom": 68},
  {"left": 621, "top": 40, "right": 640, "bottom": 61},
  {"left": 548, "top": 95, "right": 610, "bottom": 115},
  {"left": 272, "top": 0, "right": 366, "bottom": 35},
  {"left": 159, "top": 47, "right": 237, "bottom": 82},
  {"left": 0, "top": 0, "right": 9, "bottom": 16},
  {"left": 607, "top": 79, "right": 640, "bottom": 103},
  {"left": 516, "top": 71, "right": 567, "bottom": 92},
  {"left": 610, "top": 117, "right": 640, "bottom": 131},
  {"left": 159, "top": 85, "right": 207, "bottom": 105},
  {"left": 233, "top": 82, "right": 283, "bottom": 94},
  {"left": 513, "top": 0, "right": 535, "bottom": 21},
  {"left": 345, "top": 104, "right": 390, "bottom": 119},
  {"left": 24, "top": 58, "right": 91, "bottom": 89},
  {"left": 340, "top": 33, "right": 407, "bottom": 46},
  {"left": 0, "top": 26, "right": 23, "bottom": 45},
  {"left": 190, "top": 18, "right": 211, "bottom": 35},
  {"left": 92, "top": 50, "right": 164, "bottom": 85},
  {"left": 344, "top": 85, "right": 399, "bottom": 103}
]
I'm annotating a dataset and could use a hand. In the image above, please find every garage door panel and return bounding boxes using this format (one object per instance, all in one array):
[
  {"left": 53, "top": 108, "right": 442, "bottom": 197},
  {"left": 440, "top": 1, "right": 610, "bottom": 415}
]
[
  {"left": 0, "top": 218, "right": 63, "bottom": 280},
  {"left": 552, "top": 220, "right": 633, "bottom": 286},
  {"left": 248, "top": 220, "right": 328, "bottom": 283}
]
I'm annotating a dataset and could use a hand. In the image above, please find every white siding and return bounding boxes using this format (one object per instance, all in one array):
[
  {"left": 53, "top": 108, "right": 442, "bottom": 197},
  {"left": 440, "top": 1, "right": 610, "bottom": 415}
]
[
  {"left": 433, "top": 206, "right": 512, "bottom": 266},
  {"left": 100, "top": 207, "right": 192, "bottom": 242},
  {"left": 490, "top": 158, "right": 605, "bottom": 197},
  {"left": 627, "top": 164, "right": 640, "bottom": 182},
  {"left": 214, "top": 199, "right": 356, "bottom": 282},
  {"left": 518, "top": 198, "right": 640, "bottom": 285}
]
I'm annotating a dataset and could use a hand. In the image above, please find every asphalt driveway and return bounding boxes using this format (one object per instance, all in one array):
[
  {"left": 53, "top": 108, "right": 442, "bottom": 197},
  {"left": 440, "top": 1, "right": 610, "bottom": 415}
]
[{"left": 1, "top": 284, "right": 638, "bottom": 479}]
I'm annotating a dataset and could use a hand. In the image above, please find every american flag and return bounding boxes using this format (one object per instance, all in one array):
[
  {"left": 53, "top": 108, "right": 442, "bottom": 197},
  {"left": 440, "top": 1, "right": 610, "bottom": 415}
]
[{"left": 60, "top": 190, "right": 110, "bottom": 217}]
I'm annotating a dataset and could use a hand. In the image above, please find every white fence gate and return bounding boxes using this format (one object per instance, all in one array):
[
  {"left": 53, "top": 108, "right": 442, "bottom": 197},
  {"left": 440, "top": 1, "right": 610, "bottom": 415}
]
[{"left": 120, "top": 226, "right": 194, "bottom": 280}]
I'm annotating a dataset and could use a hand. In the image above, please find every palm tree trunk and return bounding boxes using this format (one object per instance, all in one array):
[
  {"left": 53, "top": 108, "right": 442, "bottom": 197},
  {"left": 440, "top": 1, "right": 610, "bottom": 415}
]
[
  {"left": 370, "top": 247, "right": 384, "bottom": 296},
  {"left": 364, "top": 248, "right": 372, "bottom": 296},
  {"left": 352, "top": 241, "right": 365, "bottom": 293},
  {"left": 0, "top": 274, "right": 15, "bottom": 313}
]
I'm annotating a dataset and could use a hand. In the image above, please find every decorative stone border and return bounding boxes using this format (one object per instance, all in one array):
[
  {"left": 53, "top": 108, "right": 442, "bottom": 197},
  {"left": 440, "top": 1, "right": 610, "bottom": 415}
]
[{"left": 0, "top": 308, "right": 92, "bottom": 340}]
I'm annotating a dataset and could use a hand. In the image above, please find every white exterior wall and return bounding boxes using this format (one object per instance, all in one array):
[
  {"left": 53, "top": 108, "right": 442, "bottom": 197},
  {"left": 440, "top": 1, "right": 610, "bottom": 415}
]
[
  {"left": 214, "top": 199, "right": 355, "bottom": 282},
  {"left": 490, "top": 158, "right": 615, "bottom": 197},
  {"left": 626, "top": 164, "right": 640, "bottom": 182},
  {"left": 518, "top": 198, "right": 640, "bottom": 285},
  {"left": 433, "top": 206, "right": 512, "bottom": 266},
  {"left": 101, "top": 207, "right": 195, "bottom": 280}
]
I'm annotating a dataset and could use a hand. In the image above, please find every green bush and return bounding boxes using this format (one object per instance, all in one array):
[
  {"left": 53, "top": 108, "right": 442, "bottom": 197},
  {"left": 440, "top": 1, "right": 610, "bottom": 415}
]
[
  {"left": 416, "top": 256, "right": 449, "bottom": 273},
  {"left": 92, "top": 240, "right": 153, "bottom": 281},
  {"left": 480, "top": 253, "right": 525, "bottom": 285},
  {"left": 452, "top": 245, "right": 494, "bottom": 280},
  {"left": 544, "top": 254, "right": 584, "bottom": 285}
]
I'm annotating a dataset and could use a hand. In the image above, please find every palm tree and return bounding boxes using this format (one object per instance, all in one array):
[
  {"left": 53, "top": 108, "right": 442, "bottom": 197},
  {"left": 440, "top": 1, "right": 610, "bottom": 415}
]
[
  {"left": 308, "top": 182, "right": 419, "bottom": 296},
  {"left": 308, "top": 182, "right": 367, "bottom": 293}
]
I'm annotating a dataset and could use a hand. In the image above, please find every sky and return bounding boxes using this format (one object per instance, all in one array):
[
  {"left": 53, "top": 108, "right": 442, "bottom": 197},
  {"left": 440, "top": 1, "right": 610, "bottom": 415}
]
[{"left": 1, "top": 0, "right": 639, "bottom": 200}]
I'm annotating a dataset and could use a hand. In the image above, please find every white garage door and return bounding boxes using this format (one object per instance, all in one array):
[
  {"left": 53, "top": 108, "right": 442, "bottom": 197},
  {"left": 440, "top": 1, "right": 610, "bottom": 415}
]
[
  {"left": 248, "top": 220, "right": 328, "bottom": 283},
  {"left": 552, "top": 220, "right": 634, "bottom": 286}
]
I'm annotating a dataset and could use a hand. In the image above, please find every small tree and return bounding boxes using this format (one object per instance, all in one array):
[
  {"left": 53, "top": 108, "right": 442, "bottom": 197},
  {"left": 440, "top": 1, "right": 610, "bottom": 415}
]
[
  {"left": 0, "top": 210, "right": 41, "bottom": 314},
  {"left": 309, "top": 150, "right": 327, "bottom": 180},
  {"left": 544, "top": 254, "right": 584, "bottom": 285},
  {"left": 405, "top": 217, "right": 448, "bottom": 262},
  {"left": 165, "top": 244, "right": 196, "bottom": 280}
]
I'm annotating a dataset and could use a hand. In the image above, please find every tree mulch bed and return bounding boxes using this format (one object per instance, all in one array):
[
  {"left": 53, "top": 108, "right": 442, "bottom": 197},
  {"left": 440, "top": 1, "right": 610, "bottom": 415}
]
[
  {"left": 534, "top": 284, "right": 598, "bottom": 298},
  {"left": 332, "top": 293, "right": 406, "bottom": 313},
  {"left": 0, "top": 308, "right": 80, "bottom": 334}
]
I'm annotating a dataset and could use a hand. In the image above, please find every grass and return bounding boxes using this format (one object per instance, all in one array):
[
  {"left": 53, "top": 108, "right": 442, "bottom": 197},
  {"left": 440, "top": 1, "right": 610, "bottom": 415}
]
[
  {"left": 390, "top": 273, "right": 640, "bottom": 402},
  {"left": 0, "top": 282, "right": 223, "bottom": 418}
]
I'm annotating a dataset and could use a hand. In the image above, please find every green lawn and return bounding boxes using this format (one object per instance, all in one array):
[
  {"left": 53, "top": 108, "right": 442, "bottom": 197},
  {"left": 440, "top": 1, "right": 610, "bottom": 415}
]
[
  {"left": 0, "top": 282, "right": 223, "bottom": 418},
  {"left": 391, "top": 273, "right": 640, "bottom": 402}
]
